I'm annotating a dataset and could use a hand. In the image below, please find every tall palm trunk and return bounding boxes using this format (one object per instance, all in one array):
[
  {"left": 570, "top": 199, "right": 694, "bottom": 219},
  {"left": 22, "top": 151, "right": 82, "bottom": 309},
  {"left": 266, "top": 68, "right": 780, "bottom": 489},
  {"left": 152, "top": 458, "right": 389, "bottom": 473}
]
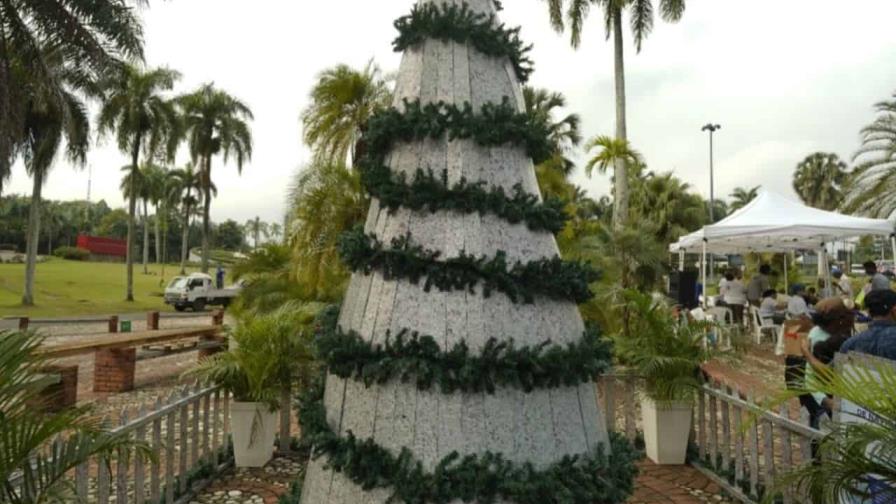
[
  {"left": 201, "top": 156, "right": 212, "bottom": 273},
  {"left": 142, "top": 199, "right": 149, "bottom": 273},
  {"left": 180, "top": 201, "right": 190, "bottom": 275},
  {"left": 611, "top": 6, "right": 629, "bottom": 229},
  {"left": 154, "top": 205, "right": 161, "bottom": 264},
  {"left": 126, "top": 138, "right": 140, "bottom": 302},
  {"left": 22, "top": 171, "right": 43, "bottom": 306}
]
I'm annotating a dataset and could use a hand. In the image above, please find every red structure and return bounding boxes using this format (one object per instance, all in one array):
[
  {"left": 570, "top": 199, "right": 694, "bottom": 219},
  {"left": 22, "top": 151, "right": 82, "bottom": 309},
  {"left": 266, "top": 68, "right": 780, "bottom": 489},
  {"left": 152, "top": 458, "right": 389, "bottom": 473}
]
[{"left": 76, "top": 234, "right": 127, "bottom": 260}]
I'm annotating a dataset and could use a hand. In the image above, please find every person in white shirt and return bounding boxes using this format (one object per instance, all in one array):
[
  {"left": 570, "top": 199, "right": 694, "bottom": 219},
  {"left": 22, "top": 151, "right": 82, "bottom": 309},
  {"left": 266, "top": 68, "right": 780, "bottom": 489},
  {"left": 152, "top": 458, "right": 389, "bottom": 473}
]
[
  {"left": 787, "top": 285, "right": 810, "bottom": 318},
  {"left": 759, "top": 289, "right": 785, "bottom": 324},
  {"left": 833, "top": 269, "right": 853, "bottom": 299},
  {"left": 721, "top": 271, "right": 747, "bottom": 324}
]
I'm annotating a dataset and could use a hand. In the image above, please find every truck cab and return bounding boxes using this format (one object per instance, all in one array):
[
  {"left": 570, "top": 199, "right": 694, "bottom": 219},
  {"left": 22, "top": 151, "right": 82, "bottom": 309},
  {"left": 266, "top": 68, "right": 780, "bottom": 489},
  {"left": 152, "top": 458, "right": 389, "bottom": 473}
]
[{"left": 164, "top": 273, "right": 241, "bottom": 312}]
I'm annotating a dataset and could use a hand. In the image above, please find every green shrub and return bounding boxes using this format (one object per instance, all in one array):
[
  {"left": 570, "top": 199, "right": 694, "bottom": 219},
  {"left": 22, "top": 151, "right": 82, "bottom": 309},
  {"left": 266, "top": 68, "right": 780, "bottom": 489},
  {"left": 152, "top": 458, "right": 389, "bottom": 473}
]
[{"left": 53, "top": 246, "right": 90, "bottom": 261}]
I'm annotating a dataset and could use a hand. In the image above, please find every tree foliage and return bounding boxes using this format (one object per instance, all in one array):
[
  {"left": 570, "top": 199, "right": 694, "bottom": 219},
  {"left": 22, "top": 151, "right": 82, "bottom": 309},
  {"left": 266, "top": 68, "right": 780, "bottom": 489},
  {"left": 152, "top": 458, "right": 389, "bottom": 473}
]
[
  {"left": 843, "top": 91, "right": 896, "bottom": 217},
  {"left": 793, "top": 152, "right": 848, "bottom": 211},
  {"left": 301, "top": 62, "right": 391, "bottom": 167}
]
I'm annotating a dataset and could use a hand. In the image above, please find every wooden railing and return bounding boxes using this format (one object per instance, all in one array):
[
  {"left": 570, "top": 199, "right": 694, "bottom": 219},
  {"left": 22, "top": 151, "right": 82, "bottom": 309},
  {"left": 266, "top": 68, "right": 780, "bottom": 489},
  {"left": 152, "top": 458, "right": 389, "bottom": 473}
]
[{"left": 595, "top": 373, "right": 825, "bottom": 504}]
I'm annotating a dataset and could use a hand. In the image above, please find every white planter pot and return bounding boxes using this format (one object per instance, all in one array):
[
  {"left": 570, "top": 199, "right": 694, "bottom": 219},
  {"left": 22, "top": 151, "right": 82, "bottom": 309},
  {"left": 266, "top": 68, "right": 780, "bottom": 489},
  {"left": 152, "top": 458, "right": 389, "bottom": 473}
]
[
  {"left": 230, "top": 401, "right": 279, "bottom": 467},
  {"left": 641, "top": 397, "right": 693, "bottom": 465}
]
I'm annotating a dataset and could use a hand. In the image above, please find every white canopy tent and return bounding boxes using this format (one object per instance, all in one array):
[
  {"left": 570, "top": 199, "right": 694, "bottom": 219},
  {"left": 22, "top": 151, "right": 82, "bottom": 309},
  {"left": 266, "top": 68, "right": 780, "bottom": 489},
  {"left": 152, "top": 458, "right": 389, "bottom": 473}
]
[{"left": 669, "top": 189, "right": 895, "bottom": 305}]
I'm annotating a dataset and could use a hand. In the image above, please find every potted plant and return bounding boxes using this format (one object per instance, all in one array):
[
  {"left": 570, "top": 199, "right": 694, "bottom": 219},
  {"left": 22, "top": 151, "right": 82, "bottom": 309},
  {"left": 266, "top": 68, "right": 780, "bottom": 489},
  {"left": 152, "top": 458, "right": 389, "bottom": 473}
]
[
  {"left": 614, "top": 290, "right": 712, "bottom": 465},
  {"left": 191, "top": 301, "right": 321, "bottom": 467}
]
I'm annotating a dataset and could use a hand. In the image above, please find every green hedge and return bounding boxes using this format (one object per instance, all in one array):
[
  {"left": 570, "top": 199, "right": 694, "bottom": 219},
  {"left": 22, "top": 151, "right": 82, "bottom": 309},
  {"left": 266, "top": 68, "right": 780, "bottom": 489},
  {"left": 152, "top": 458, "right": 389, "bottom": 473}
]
[{"left": 53, "top": 246, "right": 90, "bottom": 261}]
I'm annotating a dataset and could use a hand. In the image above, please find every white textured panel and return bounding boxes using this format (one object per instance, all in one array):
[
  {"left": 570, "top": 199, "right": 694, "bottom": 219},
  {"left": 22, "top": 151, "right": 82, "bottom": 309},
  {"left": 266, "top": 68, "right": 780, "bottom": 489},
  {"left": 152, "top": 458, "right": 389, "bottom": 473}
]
[
  {"left": 518, "top": 389, "right": 558, "bottom": 468},
  {"left": 413, "top": 388, "right": 440, "bottom": 471},
  {"left": 550, "top": 387, "right": 590, "bottom": 457},
  {"left": 578, "top": 382, "right": 610, "bottom": 452},
  {"left": 323, "top": 374, "right": 346, "bottom": 431}
]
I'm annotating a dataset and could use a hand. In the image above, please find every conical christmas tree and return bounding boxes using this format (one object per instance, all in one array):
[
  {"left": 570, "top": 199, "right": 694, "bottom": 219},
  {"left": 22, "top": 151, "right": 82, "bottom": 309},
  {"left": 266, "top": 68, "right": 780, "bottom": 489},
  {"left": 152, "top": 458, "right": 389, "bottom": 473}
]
[{"left": 299, "top": 1, "right": 638, "bottom": 502}]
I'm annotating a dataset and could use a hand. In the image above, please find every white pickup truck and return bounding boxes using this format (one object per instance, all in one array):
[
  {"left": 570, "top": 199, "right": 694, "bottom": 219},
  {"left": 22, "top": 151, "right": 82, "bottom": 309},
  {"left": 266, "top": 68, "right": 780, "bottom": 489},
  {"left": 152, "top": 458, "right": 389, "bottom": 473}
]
[{"left": 164, "top": 273, "right": 242, "bottom": 312}]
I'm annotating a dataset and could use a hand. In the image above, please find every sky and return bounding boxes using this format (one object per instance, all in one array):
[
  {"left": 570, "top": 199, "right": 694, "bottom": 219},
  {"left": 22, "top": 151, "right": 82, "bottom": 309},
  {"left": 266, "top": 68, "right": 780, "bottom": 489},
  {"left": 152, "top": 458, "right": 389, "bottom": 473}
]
[{"left": 5, "top": 0, "right": 896, "bottom": 226}]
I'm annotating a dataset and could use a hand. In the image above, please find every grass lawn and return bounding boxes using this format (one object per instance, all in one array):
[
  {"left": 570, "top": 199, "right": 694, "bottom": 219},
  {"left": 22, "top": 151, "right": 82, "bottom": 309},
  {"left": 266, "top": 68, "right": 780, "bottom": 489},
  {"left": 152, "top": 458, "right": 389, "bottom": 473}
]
[{"left": 0, "top": 258, "right": 200, "bottom": 318}]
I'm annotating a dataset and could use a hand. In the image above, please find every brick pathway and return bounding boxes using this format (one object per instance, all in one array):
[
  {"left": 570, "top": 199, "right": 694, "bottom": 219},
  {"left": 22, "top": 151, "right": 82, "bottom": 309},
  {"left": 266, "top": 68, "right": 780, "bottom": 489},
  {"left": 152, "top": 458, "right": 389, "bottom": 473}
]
[{"left": 630, "top": 461, "right": 730, "bottom": 504}]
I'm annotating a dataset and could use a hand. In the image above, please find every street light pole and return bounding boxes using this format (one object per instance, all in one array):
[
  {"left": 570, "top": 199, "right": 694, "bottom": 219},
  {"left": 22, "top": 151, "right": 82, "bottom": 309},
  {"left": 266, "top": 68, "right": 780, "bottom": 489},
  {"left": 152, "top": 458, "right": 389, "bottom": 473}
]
[{"left": 702, "top": 123, "right": 721, "bottom": 284}]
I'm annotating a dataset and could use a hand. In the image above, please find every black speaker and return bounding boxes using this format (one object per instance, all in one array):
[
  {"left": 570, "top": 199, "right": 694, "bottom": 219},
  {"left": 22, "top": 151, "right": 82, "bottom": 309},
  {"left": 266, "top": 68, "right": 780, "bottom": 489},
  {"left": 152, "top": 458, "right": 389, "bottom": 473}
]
[{"left": 669, "top": 270, "right": 698, "bottom": 309}]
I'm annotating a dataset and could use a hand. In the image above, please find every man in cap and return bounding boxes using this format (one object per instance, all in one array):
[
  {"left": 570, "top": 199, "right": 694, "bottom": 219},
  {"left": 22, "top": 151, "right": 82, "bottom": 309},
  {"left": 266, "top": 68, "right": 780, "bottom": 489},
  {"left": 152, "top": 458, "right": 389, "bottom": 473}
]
[{"left": 840, "top": 289, "right": 896, "bottom": 360}]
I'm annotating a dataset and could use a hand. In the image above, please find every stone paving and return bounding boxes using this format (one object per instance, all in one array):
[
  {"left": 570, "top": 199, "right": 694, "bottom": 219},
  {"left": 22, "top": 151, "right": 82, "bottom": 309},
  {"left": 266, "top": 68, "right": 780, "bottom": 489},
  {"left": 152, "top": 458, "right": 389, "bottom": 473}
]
[{"left": 631, "top": 461, "right": 733, "bottom": 504}]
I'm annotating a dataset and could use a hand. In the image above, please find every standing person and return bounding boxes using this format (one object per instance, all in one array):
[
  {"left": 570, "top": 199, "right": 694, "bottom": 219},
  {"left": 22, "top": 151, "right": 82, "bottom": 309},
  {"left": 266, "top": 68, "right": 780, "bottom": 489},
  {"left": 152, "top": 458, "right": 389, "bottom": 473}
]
[
  {"left": 800, "top": 297, "right": 854, "bottom": 429},
  {"left": 215, "top": 263, "right": 225, "bottom": 289},
  {"left": 721, "top": 271, "right": 747, "bottom": 324},
  {"left": 833, "top": 269, "right": 853, "bottom": 299},
  {"left": 863, "top": 261, "right": 891, "bottom": 293},
  {"left": 840, "top": 289, "right": 896, "bottom": 360},
  {"left": 717, "top": 272, "right": 730, "bottom": 307},
  {"left": 747, "top": 264, "right": 772, "bottom": 306}
]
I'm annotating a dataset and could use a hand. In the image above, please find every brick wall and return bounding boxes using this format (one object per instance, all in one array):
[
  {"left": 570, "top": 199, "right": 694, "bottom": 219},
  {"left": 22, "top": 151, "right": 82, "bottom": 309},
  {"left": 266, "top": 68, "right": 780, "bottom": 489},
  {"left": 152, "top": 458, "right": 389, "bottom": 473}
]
[
  {"left": 94, "top": 348, "right": 136, "bottom": 393},
  {"left": 30, "top": 365, "right": 79, "bottom": 412}
]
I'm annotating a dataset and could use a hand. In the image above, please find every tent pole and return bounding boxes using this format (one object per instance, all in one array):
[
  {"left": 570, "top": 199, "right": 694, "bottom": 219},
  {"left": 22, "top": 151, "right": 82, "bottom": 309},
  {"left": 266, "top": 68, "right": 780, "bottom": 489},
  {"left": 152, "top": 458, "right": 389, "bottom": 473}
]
[
  {"left": 890, "top": 235, "right": 896, "bottom": 265},
  {"left": 702, "top": 241, "right": 708, "bottom": 309},
  {"left": 783, "top": 253, "right": 789, "bottom": 294},
  {"left": 821, "top": 245, "right": 832, "bottom": 295},
  {"left": 679, "top": 251, "right": 685, "bottom": 272}
]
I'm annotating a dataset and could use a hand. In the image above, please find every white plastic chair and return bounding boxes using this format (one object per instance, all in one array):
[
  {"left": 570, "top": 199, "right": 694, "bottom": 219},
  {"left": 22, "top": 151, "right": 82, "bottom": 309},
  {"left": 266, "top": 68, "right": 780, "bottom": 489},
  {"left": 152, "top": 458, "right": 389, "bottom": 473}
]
[
  {"left": 707, "top": 306, "right": 734, "bottom": 349},
  {"left": 750, "top": 306, "right": 780, "bottom": 345}
]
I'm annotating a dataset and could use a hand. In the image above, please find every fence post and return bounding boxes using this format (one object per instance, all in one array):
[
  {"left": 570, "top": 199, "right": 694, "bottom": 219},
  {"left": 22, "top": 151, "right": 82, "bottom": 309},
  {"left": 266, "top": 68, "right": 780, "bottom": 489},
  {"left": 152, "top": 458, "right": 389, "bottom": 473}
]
[
  {"left": 212, "top": 309, "right": 224, "bottom": 326},
  {"left": 108, "top": 315, "right": 119, "bottom": 333},
  {"left": 147, "top": 311, "right": 160, "bottom": 330},
  {"left": 18, "top": 317, "right": 29, "bottom": 331}
]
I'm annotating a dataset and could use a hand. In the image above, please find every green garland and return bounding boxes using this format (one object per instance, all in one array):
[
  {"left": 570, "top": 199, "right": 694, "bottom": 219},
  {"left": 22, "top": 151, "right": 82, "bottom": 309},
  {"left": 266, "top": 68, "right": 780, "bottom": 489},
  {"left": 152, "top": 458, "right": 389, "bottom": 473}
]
[
  {"left": 393, "top": 2, "right": 533, "bottom": 83},
  {"left": 316, "top": 308, "right": 612, "bottom": 394},
  {"left": 363, "top": 98, "right": 555, "bottom": 168},
  {"left": 338, "top": 227, "right": 598, "bottom": 304},
  {"left": 298, "top": 376, "right": 639, "bottom": 504},
  {"left": 361, "top": 164, "right": 568, "bottom": 233}
]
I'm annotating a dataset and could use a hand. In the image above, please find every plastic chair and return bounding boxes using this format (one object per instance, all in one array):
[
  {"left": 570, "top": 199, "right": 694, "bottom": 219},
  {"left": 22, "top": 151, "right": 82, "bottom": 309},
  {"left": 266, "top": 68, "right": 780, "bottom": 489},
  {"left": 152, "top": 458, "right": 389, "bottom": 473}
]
[
  {"left": 750, "top": 306, "right": 781, "bottom": 345},
  {"left": 707, "top": 307, "right": 734, "bottom": 349}
]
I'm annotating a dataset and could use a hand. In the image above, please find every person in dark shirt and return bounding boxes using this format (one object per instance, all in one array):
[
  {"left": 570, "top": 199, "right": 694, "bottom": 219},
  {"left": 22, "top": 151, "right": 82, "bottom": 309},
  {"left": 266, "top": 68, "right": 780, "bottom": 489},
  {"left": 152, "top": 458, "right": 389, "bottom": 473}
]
[
  {"left": 840, "top": 289, "right": 896, "bottom": 360},
  {"left": 215, "top": 264, "right": 225, "bottom": 289}
]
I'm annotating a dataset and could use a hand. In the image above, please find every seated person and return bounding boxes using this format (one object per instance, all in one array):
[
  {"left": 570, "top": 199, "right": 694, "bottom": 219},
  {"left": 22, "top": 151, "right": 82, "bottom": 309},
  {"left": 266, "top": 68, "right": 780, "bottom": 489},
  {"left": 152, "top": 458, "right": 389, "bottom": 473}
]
[
  {"left": 841, "top": 289, "right": 896, "bottom": 360},
  {"left": 805, "top": 286, "right": 819, "bottom": 307},
  {"left": 801, "top": 298, "right": 854, "bottom": 429},
  {"left": 787, "top": 285, "right": 810, "bottom": 319},
  {"left": 759, "top": 289, "right": 785, "bottom": 324},
  {"left": 817, "top": 278, "right": 834, "bottom": 299}
]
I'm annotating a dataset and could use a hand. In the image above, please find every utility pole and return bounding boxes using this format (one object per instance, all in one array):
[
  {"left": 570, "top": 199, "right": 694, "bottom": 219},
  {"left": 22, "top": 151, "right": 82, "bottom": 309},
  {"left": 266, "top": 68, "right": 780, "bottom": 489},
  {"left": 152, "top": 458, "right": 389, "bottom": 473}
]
[{"left": 702, "top": 123, "right": 721, "bottom": 281}]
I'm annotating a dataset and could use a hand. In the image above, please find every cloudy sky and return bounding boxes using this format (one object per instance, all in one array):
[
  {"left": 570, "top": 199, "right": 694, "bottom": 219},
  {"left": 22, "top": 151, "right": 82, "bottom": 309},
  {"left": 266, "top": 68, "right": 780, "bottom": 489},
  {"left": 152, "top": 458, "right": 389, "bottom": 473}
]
[{"left": 5, "top": 0, "right": 896, "bottom": 225}]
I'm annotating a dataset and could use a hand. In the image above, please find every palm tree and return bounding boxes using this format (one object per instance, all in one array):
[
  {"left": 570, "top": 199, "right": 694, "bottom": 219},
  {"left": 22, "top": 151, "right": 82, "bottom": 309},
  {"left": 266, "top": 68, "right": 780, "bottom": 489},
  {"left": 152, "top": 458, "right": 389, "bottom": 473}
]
[
  {"left": 761, "top": 363, "right": 896, "bottom": 503},
  {"left": 545, "top": 0, "right": 686, "bottom": 227},
  {"left": 0, "top": 330, "right": 147, "bottom": 502},
  {"left": 268, "top": 222, "right": 283, "bottom": 244},
  {"left": 0, "top": 0, "right": 144, "bottom": 194},
  {"left": 584, "top": 135, "right": 644, "bottom": 180},
  {"left": 842, "top": 92, "right": 896, "bottom": 217},
  {"left": 119, "top": 164, "right": 151, "bottom": 273},
  {"left": 18, "top": 44, "right": 94, "bottom": 306},
  {"left": 524, "top": 86, "right": 581, "bottom": 175},
  {"left": 301, "top": 61, "right": 391, "bottom": 166},
  {"left": 630, "top": 171, "right": 705, "bottom": 244},
  {"left": 244, "top": 217, "right": 269, "bottom": 250},
  {"left": 98, "top": 65, "right": 180, "bottom": 300},
  {"left": 168, "top": 162, "right": 206, "bottom": 274},
  {"left": 178, "top": 83, "right": 253, "bottom": 273},
  {"left": 141, "top": 164, "right": 168, "bottom": 264},
  {"left": 286, "top": 162, "right": 366, "bottom": 301},
  {"left": 729, "top": 185, "right": 759, "bottom": 211},
  {"left": 793, "top": 152, "right": 848, "bottom": 211}
]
